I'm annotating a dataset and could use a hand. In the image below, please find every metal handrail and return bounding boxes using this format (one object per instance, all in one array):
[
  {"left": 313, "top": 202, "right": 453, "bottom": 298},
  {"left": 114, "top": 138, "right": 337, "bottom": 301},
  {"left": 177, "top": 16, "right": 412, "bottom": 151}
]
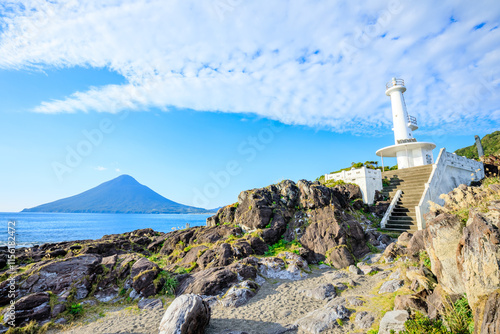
[
  {"left": 408, "top": 115, "right": 417, "bottom": 126},
  {"left": 386, "top": 78, "right": 405, "bottom": 90}
]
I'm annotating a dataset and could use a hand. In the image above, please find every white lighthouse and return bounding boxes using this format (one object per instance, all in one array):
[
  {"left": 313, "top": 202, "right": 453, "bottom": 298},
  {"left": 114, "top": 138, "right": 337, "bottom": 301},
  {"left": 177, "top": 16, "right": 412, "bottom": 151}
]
[{"left": 376, "top": 78, "right": 436, "bottom": 169}]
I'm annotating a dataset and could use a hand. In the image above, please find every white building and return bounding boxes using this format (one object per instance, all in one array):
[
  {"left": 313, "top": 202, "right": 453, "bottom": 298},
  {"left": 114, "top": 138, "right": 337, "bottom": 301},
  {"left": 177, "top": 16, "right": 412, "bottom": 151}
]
[{"left": 324, "top": 167, "right": 382, "bottom": 205}]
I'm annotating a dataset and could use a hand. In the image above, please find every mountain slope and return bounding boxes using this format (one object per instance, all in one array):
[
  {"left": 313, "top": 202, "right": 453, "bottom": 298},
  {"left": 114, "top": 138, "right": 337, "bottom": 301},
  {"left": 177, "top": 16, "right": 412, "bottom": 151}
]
[
  {"left": 22, "top": 175, "right": 213, "bottom": 214},
  {"left": 455, "top": 131, "right": 500, "bottom": 159}
]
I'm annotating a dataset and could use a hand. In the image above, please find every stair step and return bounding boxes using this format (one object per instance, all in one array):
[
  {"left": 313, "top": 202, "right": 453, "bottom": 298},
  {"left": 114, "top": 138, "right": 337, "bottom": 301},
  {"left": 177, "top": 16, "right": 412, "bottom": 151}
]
[
  {"left": 383, "top": 226, "right": 418, "bottom": 232},
  {"left": 388, "top": 216, "right": 415, "bottom": 222},
  {"left": 394, "top": 207, "right": 416, "bottom": 213},
  {"left": 392, "top": 212, "right": 417, "bottom": 218}
]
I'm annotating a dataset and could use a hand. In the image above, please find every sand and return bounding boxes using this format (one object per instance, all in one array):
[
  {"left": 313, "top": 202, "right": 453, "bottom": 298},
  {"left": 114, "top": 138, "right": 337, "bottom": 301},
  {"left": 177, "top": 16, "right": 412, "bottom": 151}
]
[{"left": 50, "top": 264, "right": 396, "bottom": 334}]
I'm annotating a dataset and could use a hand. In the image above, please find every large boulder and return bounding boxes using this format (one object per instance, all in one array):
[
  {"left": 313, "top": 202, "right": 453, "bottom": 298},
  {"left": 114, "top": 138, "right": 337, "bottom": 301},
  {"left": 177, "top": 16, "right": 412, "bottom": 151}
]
[
  {"left": 457, "top": 212, "right": 500, "bottom": 332},
  {"left": 158, "top": 294, "right": 210, "bottom": 334},
  {"left": 423, "top": 213, "right": 466, "bottom": 296},
  {"left": 457, "top": 212, "right": 500, "bottom": 308}
]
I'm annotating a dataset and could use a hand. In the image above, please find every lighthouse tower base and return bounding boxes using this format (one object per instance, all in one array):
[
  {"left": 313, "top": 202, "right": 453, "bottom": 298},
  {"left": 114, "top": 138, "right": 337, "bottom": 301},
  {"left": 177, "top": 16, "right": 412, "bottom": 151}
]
[{"left": 377, "top": 142, "right": 436, "bottom": 169}]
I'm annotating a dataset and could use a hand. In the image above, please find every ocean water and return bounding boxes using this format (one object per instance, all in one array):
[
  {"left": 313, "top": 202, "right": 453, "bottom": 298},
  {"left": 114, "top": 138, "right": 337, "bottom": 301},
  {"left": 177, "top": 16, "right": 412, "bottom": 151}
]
[{"left": 0, "top": 212, "right": 212, "bottom": 248}]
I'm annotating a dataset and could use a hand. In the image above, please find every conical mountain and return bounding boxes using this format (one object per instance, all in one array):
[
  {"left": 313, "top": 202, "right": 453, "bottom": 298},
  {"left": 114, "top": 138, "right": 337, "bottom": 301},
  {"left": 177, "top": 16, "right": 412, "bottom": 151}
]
[{"left": 22, "top": 175, "right": 212, "bottom": 214}]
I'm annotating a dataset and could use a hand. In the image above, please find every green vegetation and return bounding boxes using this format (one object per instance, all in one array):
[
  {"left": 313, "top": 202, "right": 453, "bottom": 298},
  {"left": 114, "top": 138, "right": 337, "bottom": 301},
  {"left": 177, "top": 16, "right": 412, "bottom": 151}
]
[
  {"left": 69, "top": 303, "right": 83, "bottom": 316},
  {"left": 156, "top": 270, "right": 178, "bottom": 295},
  {"left": 419, "top": 250, "right": 431, "bottom": 270},
  {"left": 366, "top": 242, "right": 381, "bottom": 254},
  {"left": 264, "top": 238, "right": 301, "bottom": 257},
  {"left": 5, "top": 320, "right": 51, "bottom": 334},
  {"left": 482, "top": 175, "right": 500, "bottom": 187},
  {"left": 401, "top": 312, "right": 448, "bottom": 334},
  {"left": 455, "top": 131, "right": 500, "bottom": 159},
  {"left": 401, "top": 296, "right": 474, "bottom": 334},
  {"left": 336, "top": 318, "right": 344, "bottom": 326}
]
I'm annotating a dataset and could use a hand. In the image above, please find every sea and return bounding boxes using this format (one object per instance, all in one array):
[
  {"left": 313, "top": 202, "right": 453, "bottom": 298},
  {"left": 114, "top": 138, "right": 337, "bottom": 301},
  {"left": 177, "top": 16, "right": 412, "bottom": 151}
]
[{"left": 0, "top": 212, "right": 212, "bottom": 248}]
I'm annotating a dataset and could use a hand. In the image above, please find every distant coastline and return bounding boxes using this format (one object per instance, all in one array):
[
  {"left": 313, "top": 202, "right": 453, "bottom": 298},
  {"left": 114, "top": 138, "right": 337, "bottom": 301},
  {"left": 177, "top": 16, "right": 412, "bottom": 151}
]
[{"left": 0, "top": 212, "right": 211, "bottom": 247}]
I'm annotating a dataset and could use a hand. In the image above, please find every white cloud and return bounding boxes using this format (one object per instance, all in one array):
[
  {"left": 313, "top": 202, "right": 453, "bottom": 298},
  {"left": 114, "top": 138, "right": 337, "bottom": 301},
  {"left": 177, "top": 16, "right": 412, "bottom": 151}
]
[
  {"left": 0, "top": 0, "right": 499, "bottom": 134},
  {"left": 94, "top": 166, "right": 107, "bottom": 171},
  {"left": 115, "top": 168, "right": 121, "bottom": 172}
]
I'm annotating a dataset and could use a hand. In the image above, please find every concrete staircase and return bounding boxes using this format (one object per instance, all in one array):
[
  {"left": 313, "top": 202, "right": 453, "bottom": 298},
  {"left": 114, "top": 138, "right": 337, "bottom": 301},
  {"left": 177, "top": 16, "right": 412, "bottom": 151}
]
[{"left": 381, "top": 165, "right": 433, "bottom": 232}]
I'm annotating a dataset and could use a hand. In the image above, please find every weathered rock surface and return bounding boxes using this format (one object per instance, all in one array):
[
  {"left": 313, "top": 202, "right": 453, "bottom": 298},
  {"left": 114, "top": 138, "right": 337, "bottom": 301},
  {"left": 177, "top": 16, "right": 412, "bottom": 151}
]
[
  {"left": 394, "top": 290, "right": 428, "bottom": 314},
  {"left": 4, "top": 292, "right": 50, "bottom": 326},
  {"left": 259, "top": 252, "right": 309, "bottom": 280},
  {"left": 218, "top": 280, "right": 259, "bottom": 308},
  {"left": 354, "top": 311, "right": 375, "bottom": 330},
  {"left": 300, "top": 283, "right": 337, "bottom": 301},
  {"left": 378, "top": 310, "right": 409, "bottom": 334},
  {"left": 475, "top": 290, "right": 500, "bottom": 334},
  {"left": 457, "top": 212, "right": 500, "bottom": 308},
  {"left": 294, "top": 303, "right": 348, "bottom": 334},
  {"left": 423, "top": 213, "right": 466, "bottom": 296},
  {"left": 405, "top": 265, "right": 437, "bottom": 291},
  {"left": 378, "top": 279, "right": 404, "bottom": 294},
  {"left": 138, "top": 298, "right": 163, "bottom": 310},
  {"left": 158, "top": 294, "right": 210, "bottom": 334}
]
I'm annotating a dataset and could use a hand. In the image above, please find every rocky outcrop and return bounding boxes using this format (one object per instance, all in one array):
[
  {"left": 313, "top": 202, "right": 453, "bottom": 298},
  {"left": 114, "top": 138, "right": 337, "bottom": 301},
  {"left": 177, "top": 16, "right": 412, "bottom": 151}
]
[
  {"left": 457, "top": 212, "right": 500, "bottom": 308},
  {"left": 3, "top": 292, "right": 50, "bottom": 326},
  {"left": 207, "top": 180, "right": 373, "bottom": 269},
  {"left": 158, "top": 294, "right": 210, "bottom": 334},
  {"left": 423, "top": 213, "right": 466, "bottom": 296},
  {"left": 300, "top": 206, "right": 369, "bottom": 268}
]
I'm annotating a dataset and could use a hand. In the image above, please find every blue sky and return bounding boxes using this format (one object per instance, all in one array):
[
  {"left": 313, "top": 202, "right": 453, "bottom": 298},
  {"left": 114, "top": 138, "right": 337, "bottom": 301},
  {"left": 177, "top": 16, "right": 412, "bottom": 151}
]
[{"left": 0, "top": 0, "right": 499, "bottom": 211}]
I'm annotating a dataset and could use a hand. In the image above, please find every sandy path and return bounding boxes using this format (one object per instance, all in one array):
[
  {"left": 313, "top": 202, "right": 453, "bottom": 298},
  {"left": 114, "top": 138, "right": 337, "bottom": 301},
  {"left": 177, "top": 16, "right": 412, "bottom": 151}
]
[{"left": 51, "top": 264, "right": 395, "bottom": 334}]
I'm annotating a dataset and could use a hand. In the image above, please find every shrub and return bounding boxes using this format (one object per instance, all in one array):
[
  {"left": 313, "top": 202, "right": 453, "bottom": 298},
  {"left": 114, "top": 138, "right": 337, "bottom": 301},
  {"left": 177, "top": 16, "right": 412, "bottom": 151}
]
[
  {"left": 401, "top": 311, "right": 448, "bottom": 334},
  {"left": 443, "top": 296, "right": 474, "bottom": 334},
  {"left": 157, "top": 270, "right": 178, "bottom": 295},
  {"left": 69, "top": 303, "right": 83, "bottom": 315},
  {"left": 401, "top": 296, "right": 474, "bottom": 334},
  {"left": 264, "top": 239, "right": 301, "bottom": 257},
  {"left": 419, "top": 250, "right": 431, "bottom": 269}
]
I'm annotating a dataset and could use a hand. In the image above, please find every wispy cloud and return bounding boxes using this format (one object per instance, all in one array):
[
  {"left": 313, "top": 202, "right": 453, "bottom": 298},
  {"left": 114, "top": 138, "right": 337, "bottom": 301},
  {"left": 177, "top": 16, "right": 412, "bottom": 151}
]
[
  {"left": 94, "top": 166, "right": 107, "bottom": 171},
  {"left": 0, "top": 0, "right": 499, "bottom": 134}
]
